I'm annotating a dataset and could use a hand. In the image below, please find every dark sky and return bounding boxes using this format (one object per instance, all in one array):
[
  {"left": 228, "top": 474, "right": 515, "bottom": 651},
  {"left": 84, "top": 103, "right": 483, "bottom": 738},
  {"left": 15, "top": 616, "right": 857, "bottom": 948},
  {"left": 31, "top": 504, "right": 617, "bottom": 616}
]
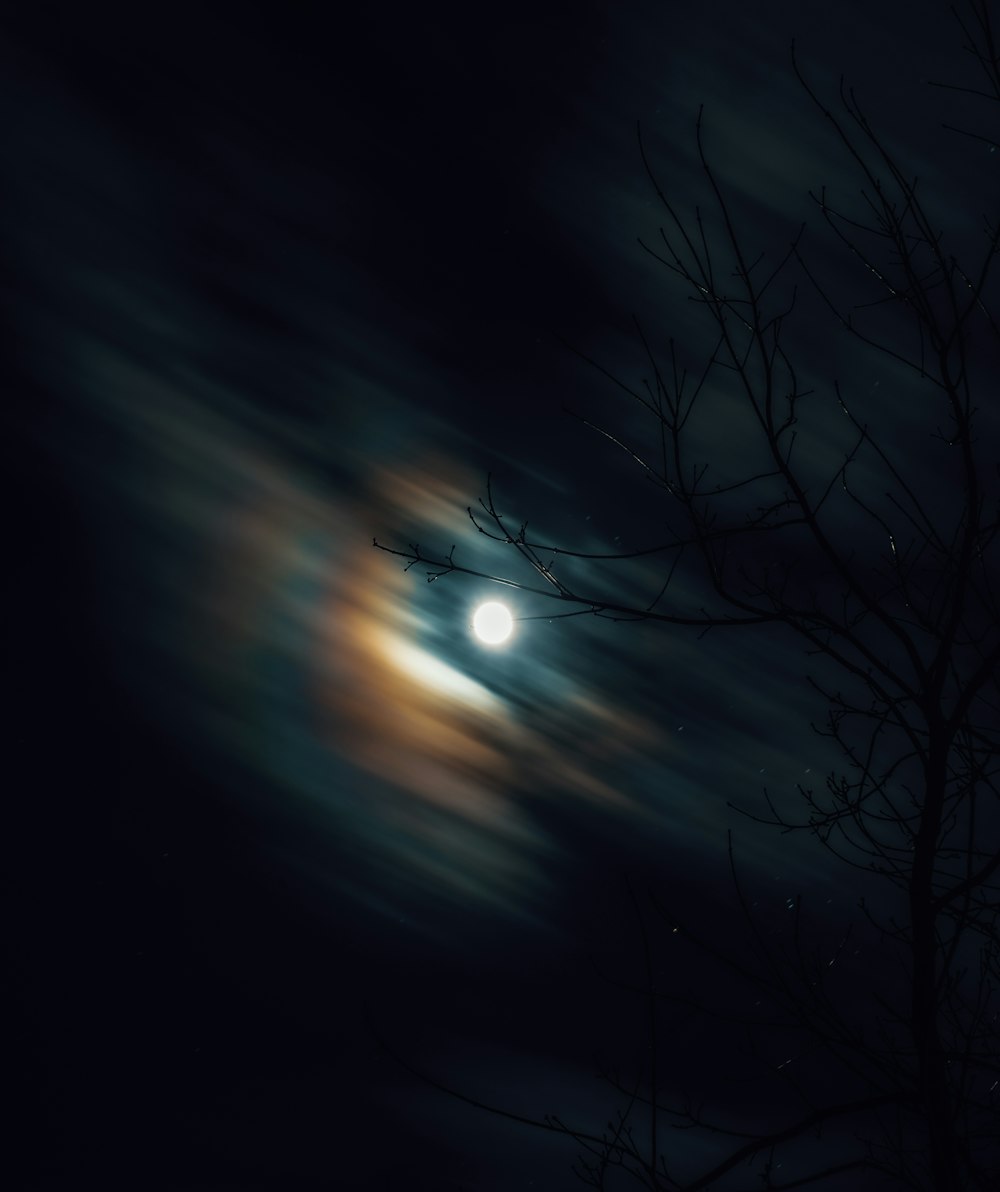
[{"left": 8, "top": 3, "right": 995, "bottom": 1190}]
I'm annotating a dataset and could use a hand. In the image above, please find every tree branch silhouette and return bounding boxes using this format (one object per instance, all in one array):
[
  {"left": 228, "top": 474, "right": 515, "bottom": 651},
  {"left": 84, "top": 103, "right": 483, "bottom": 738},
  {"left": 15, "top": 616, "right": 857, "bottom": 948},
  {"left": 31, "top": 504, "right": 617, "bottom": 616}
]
[{"left": 373, "top": 2, "right": 1000, "bottom": 1187}]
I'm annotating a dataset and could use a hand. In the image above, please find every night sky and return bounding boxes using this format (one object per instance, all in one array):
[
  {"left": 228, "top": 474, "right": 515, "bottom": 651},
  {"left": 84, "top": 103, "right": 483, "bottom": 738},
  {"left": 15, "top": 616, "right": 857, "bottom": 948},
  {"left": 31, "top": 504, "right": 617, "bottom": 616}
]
[{"left": 8, "top": 3, "right": 996, "bottom": 1190}]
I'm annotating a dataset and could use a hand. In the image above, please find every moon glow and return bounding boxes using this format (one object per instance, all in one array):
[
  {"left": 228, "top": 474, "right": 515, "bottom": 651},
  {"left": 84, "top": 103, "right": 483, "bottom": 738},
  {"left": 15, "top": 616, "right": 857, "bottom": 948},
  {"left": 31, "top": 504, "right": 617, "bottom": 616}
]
[{"left": 472, "top": 601, "right": 514, "bottom": 645}]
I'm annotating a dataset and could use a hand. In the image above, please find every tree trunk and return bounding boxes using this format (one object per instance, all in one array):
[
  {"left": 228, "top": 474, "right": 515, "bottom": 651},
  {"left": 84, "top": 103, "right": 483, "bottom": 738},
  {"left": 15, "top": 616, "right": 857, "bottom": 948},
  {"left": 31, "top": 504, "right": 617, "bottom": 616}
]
[{"left": 911, "top": 731, "right": 960, "bottom": 1192}]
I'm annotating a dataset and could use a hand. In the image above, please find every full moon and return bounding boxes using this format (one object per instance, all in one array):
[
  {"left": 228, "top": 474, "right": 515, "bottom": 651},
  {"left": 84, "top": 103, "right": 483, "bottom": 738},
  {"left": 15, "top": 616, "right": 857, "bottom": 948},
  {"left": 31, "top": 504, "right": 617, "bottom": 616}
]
[{"left": 472, "top": 601, "right": 514, "bottom": 645}]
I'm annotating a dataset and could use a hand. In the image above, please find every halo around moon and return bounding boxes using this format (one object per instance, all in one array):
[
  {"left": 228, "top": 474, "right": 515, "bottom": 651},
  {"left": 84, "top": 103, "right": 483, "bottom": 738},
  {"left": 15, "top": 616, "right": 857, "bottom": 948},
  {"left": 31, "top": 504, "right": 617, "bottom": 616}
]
[{"left": 472, "top": 601, "right": 514, "bottom": 645}]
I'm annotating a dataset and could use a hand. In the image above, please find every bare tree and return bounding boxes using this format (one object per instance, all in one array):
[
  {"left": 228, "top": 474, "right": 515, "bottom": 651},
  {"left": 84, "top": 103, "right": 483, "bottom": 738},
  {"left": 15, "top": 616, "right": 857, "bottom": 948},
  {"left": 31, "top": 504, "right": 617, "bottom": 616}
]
[{"left": 374, "top": 3, "right": 1000, "bottom": 1188}]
